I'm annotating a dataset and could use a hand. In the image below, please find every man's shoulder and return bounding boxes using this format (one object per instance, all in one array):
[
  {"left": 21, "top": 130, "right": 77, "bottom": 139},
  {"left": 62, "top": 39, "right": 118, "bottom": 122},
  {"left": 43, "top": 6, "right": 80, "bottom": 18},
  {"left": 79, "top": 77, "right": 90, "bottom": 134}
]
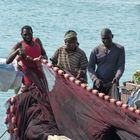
[
  {"left": 33, "top": 37, "right": 40, "bottom": 42},
  {"left": 92, "top": 44, "right": 103, "bottom": 52},
  {"left": 77, "top": 47, "right": 85, "bottom": 52},
  {"left": 76, "top": 47, "right": 86, "bottom": 55},
  {"left": 54, "top": 45, "right": 66, "bottom": 54},
  {"left": 13, "top": 41, "right": 22, "bottom": 49},
  {"left": 114, "top": 42, "right": 124, "bottom": 49},
  {"left": 57, "top": 45, "right": 66, "bottom": 50}
]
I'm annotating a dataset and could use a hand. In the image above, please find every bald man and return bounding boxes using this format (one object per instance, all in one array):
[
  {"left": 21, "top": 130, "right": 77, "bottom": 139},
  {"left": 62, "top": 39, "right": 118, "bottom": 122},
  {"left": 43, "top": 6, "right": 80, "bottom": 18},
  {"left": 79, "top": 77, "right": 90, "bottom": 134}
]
[{"left": 88, "top": 28, "right": 125, "bottom": 95}]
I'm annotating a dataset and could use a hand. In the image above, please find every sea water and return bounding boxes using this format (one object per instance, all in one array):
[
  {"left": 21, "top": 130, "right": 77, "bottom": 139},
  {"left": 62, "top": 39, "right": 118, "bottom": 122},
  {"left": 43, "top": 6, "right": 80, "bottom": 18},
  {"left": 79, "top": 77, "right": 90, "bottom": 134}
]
[{"left": 0, "top": 0, "right": 140, "bottom": 139}]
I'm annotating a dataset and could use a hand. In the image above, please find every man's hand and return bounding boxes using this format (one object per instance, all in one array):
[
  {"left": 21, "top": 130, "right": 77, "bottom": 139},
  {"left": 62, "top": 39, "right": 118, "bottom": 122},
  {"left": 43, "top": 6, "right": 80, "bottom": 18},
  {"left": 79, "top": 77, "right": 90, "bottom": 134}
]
[
  {"left": 94, "top": 78, "right": 103, "bottom": 89},
  {"left": 76, "top": 70, "right": 85, "bottom": 79},
  {"left": 18, "top": 48, "right": 26, "bottom": 58},
  {"left": 33, "top": 56, "right": 42, "bottom": 62},
  {"left": 50, "top": 58, "right": 58, "bottom": 66},
  {"left": 33, "top": 56, "right": 48, "bottom": 64},
  {"left": 112, "top": 77, "right": 118, "bottom": 83}
]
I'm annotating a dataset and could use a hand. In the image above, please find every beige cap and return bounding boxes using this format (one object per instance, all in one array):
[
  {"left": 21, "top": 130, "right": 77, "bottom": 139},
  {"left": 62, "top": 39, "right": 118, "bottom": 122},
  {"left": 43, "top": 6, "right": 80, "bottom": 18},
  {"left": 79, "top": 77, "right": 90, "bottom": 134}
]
[{"left": 64, "top": 31, "right": 77, "bottom": 40}]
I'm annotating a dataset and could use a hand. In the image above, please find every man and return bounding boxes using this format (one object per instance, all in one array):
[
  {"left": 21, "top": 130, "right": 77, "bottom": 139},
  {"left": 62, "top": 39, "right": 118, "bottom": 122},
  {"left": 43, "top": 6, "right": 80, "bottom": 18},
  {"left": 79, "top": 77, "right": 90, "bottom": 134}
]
[
  {"left": 88, "top": 28, "right": 125, "bottom": 95},
  {"left": 6, "top": 25, "right": 48, "bottom": 87},
  {"left": 51, "top": 30, "right": 88, "bottom": 83}
]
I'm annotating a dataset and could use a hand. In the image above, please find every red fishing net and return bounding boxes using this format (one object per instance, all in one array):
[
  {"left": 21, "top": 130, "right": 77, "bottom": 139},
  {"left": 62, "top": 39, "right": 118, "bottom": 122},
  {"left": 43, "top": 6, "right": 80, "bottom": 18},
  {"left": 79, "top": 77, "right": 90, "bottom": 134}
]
[{"left": 5, "top": 63, "right": 140, "bottom": 140}]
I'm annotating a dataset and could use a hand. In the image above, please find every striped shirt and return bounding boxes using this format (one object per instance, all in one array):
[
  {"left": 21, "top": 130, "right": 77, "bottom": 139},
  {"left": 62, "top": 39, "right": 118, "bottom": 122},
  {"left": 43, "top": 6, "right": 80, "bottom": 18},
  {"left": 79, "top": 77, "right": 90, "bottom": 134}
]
[{"left": 52, "top": 45, "right": 88, "bottom": 82}]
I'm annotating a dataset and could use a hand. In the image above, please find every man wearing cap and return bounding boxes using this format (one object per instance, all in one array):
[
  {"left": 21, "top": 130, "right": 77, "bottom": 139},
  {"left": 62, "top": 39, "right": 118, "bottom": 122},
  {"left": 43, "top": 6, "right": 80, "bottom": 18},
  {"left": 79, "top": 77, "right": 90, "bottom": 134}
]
[
  {"left": 88, "top": 28, "right": 125, "bottom": 95},
  {"left": 51, "top": 30, "right": 88, "bottom": 83}
]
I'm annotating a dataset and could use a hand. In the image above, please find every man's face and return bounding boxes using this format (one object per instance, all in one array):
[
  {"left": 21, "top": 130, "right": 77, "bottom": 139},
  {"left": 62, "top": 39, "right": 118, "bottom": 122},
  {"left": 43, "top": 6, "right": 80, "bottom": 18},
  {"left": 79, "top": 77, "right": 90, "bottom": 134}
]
[
  {"left": 21, "top": 29, "right": 33, "bottom": 44},
  {"left": 101, "top": 33, "right": 113, "bottom": 48},
  {"left": 65, "top": 37, "right": 78, "bottom": 52}
]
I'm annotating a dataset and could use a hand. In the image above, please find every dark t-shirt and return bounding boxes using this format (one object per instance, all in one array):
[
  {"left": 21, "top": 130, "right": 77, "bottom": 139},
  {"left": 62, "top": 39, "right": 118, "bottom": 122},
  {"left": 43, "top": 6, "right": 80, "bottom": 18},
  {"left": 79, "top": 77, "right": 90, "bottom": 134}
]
[{"left": 88, "top": 43, "right": 125, "bottom": 84}]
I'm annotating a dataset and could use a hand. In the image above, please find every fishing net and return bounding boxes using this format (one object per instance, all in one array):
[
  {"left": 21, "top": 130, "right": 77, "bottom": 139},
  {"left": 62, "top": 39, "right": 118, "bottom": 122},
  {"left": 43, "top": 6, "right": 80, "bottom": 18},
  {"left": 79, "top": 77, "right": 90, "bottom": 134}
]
[{"left": 6, "top": 63, "right": 140, "bottom": 140}]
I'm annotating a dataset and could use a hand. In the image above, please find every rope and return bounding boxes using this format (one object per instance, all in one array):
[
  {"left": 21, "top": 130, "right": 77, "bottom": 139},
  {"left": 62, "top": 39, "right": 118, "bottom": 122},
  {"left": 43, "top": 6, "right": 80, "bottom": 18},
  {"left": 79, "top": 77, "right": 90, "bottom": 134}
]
[{"left": 0, "top": 129, "right": 7, "bottom": 139}]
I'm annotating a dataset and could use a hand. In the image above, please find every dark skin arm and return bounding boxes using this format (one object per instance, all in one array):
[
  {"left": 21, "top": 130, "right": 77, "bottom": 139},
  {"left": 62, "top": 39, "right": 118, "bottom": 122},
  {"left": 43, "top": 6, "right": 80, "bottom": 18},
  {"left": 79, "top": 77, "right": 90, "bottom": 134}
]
[
  {"left": 50, "top": 48, "right": 59, "bottom": 66},
  {"left": 6, "top": 43, "right": 22, "bottom": 64},
  {"left": 35, "top": 38, "right": 48, "bottom": 60}
]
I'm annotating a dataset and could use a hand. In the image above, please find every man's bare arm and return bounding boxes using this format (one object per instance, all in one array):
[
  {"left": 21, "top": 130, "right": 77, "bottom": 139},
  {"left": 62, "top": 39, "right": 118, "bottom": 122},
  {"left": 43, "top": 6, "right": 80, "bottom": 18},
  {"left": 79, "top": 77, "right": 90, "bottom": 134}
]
[
  {"left": 6, "top": 43, "right": 21, "bottom": 64},
  {"left": 36, "top": 38, "right": 48, "bottom": 60}
]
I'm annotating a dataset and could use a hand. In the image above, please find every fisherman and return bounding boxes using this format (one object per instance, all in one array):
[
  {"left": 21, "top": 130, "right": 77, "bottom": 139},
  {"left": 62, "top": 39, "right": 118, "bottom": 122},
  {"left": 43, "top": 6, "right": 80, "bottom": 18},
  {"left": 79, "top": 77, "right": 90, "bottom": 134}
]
[
  {"left": 6, "top": 25, "right": 48, "bottom": 89},
  {"left": 51, "top": 30, "right": 88, "bottom": 83},
  {"left": 88, "top": 28, "right": 125, "bottom": 96}
]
